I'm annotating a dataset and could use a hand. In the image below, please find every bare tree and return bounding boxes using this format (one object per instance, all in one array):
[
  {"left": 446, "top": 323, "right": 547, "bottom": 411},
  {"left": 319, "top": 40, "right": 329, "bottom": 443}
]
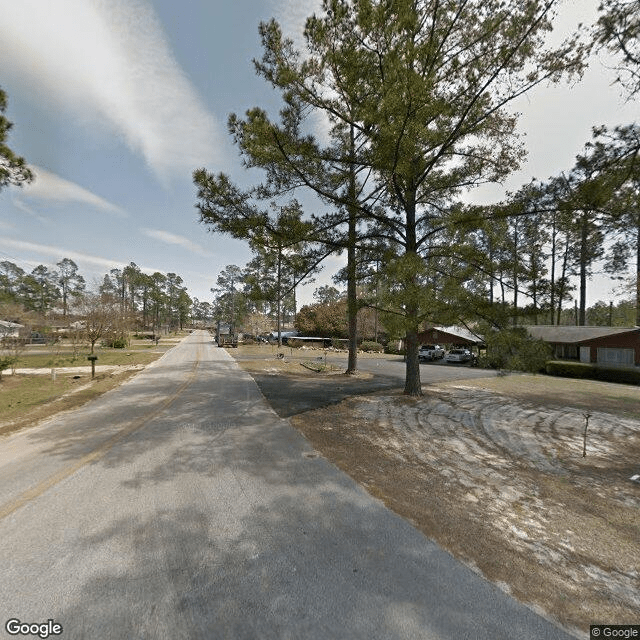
[{"left": 81, "top": 294, "right": 116, "bottom": 354}]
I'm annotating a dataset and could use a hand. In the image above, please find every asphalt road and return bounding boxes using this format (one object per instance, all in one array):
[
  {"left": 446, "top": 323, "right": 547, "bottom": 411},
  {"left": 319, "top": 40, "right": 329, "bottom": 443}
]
[
  {"left": 0, "top": 331, "right": 577, "bottom": 639},
  {"left": 239, "top": 351, "right": 499, "bottom": 418}
]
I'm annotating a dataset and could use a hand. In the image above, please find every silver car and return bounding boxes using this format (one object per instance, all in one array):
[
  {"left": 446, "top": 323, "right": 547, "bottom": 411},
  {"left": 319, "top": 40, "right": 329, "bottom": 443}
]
[{"left": 445, "top": 348, "right": 472, "bottom": 363}]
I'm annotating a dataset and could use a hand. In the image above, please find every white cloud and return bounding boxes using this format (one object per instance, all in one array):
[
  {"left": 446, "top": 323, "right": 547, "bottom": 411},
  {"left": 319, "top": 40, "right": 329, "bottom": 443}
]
[
  {"left": 268, "top": 0, "right": 334, "bottom": 145},
  {"left": 141, "top": 228, "right": 213, "bottom": 258},
  {"left": 270, "top": 0, "right": 322, "bottom": 49},
  {"left": 18, "top": 166, "right": 126, "bottom": 216},
  {"left": 0, "top": 237, "right": 131, "bottom": 273},
  {"left": 0, "top": 236, "right": 178, "bottom": 288},
  {"left": 0, "top": 0, "right": 220, "bottom": 182}
]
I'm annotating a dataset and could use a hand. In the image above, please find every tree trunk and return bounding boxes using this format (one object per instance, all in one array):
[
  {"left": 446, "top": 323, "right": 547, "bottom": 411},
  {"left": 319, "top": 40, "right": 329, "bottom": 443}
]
[
  {"left": 488, "top": 234, "right": 494, "bottom": 306},
  {"left": 579, "top": 211, "right": 588, "bottom": 326},
  {"left": 403, "top": 193, "right": 422, "bottom": 397},
  {"left": 277, "top": 244, "right": 282, "bottom": 347},
  {"left": 346, "top": 139, "right": 359, "bottom": 373},
  {"left": 346, "top": 226, "right": 358, "bottom": 374},
  {"left": 557, "top": 236, "right": 571, "bottom": 325},
  {"left": 404, "top": 321, "right": 422, "bottom": 396},
  {"left": 345, "top": 123, "right": 359, "bottom": 375},
  {"left": 636, "top": 217, "right": 640, "bottom": 327},
  {"left": 512, "top": 219, "right": 519, "bottom": 326},
  {"left": 549, "top": 214, "right": 557, "bottom": 324}
]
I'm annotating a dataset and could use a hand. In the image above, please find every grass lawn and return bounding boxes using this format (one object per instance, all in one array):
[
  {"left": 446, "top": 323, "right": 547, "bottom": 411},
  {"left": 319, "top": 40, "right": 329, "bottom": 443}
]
[
  {"left": 10, "top": 350, "right": 162, "bottom": 369},
  {"left": 0, "top": 346, "right": 168, "bottom": 437},
  {"left": 5, "top": 340, "right": 177, "bottom": 370},
  {"left": 445, "top": 373, "right": 640, "bottom": 420}
]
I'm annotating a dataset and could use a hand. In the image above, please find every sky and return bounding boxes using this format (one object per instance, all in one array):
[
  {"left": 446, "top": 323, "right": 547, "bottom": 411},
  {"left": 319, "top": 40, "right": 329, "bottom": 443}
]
[{"left": 0, "top": 0, "right": 637, "bottom": 311}]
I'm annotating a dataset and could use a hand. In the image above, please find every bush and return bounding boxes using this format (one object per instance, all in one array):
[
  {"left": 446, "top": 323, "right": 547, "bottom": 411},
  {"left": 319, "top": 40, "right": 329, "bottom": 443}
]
[
  {"left": 484, "top": 327, "right": 552, "bottom": 373},
  {"left": 384, "top": 344, "right": 405, "bottom": 356},
  {"left": 0, "top": 355, "right": 18, "bottom": 379},
  {"left": 286, "top": 338, "right": 303, "bottom": 348},
  {"left": 360, "top": 341, "right": 384, "bottom": 353},
  {"left": 103, "top": 336, "right": 128, "bottom": 349},
  {"left": 545, "top": 361, "right": 594, "bottom": 379},
  {"left": 593, "top": 366, "right": 640, "bottom": 385},
  {"left": 546, "top": 360, "right": 640, "bottom": 385}
]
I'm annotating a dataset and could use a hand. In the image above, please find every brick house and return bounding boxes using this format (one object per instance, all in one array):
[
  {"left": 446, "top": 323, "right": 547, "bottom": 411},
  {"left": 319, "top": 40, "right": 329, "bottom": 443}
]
[{"left": 526, "top": 325, "right": 640, "bottom": 367}]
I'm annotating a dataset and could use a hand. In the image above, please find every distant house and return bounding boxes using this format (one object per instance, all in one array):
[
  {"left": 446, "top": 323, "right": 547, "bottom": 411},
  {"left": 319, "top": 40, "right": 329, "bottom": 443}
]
[
  {"left": 0, "top": 320, "right": 23, "bottom": 339},
  {"left": 526, "top": 325, "right": 640, "bottom": 367},
  {"left": 417, "top": 326, "right": 485, "bottom": 349}
]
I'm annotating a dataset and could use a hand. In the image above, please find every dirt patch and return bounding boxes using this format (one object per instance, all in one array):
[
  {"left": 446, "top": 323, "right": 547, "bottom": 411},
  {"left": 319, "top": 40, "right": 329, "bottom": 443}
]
[{"left": 289, "top": 384, "right": 640, "bottom": 637}]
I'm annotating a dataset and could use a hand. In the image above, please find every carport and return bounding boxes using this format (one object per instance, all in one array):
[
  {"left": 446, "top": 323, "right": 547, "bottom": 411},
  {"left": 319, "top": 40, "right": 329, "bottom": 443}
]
[{"left": 417, "top": 325, "right": 485, "bottom": 350}]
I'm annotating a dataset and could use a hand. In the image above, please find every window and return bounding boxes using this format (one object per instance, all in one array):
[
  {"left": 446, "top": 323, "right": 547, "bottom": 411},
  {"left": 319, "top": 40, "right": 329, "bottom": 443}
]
[
  {"left": 555, "top": 344, "right": 578, "bottom": 360},
  {"left": 597, "top": 348, "right": 635, "bottom": 366}
]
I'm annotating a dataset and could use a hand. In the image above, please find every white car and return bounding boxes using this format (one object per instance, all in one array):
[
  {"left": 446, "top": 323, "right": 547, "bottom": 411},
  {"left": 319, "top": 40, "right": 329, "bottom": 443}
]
[
  {"left": 418, "top": 344, "right": 445, "bottom": 361},
  {"left": 445, "top": 348, "right": 472, "bottom": 363}
]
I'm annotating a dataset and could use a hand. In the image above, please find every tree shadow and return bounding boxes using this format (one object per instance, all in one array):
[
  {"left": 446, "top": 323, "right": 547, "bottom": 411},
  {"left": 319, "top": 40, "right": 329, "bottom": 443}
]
[
  {"left": 48, "top": 489, "right": 575, "bottom": 639},
  {"left": 249, "top": 372, "right": 401, "bottom": 418}
]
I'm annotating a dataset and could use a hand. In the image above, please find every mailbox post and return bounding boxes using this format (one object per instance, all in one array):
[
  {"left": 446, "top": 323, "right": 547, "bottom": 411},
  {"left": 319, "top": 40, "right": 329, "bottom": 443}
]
[{"left": 87, "top": 354, "right": 98, "bottom": 379}]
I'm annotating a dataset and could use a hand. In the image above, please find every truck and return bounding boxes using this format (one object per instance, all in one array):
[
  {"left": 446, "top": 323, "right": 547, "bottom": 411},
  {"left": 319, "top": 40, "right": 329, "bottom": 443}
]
[
  {"left": 216, "top": 321, "right": 238, "bottom": 348},
  {"left": 418, "top": 344, "right": 445, "bottom": 361}
]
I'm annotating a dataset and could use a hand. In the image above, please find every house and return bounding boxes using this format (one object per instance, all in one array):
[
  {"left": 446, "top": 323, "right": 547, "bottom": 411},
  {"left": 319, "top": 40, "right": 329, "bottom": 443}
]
[
  {"left": 417, "top": 325, "right": 485, "bottom": 350},
  {"left": 526, "top": 325, "right": 640, "bottom": 367}
]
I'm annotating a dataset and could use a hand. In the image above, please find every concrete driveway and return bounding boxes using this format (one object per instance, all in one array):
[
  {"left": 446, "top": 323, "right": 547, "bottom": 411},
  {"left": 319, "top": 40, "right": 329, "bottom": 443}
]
[{"left": 0, "top": 331, "right": 576, "bottom": 639}]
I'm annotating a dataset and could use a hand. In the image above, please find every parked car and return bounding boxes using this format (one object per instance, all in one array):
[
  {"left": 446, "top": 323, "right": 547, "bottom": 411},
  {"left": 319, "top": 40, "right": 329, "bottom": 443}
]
[
  {"left": 418, "top": 344, "right": 445, "bottom": 361},
  {"left": 445, "top": 348, "right": 472, "bottom": 363}
]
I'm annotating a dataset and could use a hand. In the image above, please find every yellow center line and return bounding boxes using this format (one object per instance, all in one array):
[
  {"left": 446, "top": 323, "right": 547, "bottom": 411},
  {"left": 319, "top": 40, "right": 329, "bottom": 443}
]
[{"left": 0, "top": 344, "right": 202, "bottom": 522}]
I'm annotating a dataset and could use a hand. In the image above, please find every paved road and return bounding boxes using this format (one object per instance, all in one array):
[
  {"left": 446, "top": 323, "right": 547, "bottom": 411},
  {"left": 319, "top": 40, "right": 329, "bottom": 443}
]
[
  {"left": 0, "top": 331, "right": 577, "bottom": 639},
  {"left": 237, "top": 351, "right": 499, "bottom": 418}
]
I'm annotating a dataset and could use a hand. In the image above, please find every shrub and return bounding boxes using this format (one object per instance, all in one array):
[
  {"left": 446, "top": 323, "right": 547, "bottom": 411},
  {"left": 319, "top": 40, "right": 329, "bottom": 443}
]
[
  {"left": 593, "top": 366, "right": 640, "bottom": 385},
  {"left": 484, "top": 327, "right": 552, "bottom": 373},
  {"left": 287, "top": 338, "right": 303, "bottom": 348},
  {"left": 103, "top": 336, "right": 128, "bottom": 349},
  {"left": 0, "top": 355, "right": 18, "bottom": 380},
  {"left": 545, "top": 360, "right": 640, "bottom": 385},
  {"left": 545, "top": 361, "right": 594, "bottom": 379},
  {"left": 384, "top": 344, "right": 405, "bottom": 356},
  {"left": 360, "top": 341, "right": 384, "bottom": 353}
]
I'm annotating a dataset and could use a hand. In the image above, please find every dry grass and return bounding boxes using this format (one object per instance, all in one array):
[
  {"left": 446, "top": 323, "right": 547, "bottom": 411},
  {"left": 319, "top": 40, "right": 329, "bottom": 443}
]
[
  {"left": 232, "top": 343, "right": 398, "bottom": 360},
  {"left": 0, "top": 349, "right": 165, "bottom": 437},
  {"left": 446, "top": 373, "right": 640, "bottom": 420}
]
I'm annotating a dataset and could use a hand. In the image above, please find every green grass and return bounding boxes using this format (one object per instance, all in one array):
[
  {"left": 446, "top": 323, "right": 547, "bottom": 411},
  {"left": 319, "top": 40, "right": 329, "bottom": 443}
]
[
  {"left": 0, "top": 369, "right": 146, "bottom": 436},
  {"left": 0, "top": 333, "right": 187, "bottom": 436},
  {"left": 0, "top": 375, "right": 77, "bottom": 422},
  {"left": 7, "top": 344, "right": 167, "bottom": 370}
]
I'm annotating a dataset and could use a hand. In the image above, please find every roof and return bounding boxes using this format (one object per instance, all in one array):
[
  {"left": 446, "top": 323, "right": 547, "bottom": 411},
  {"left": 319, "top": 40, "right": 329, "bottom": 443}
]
[
  {"left": 0, "top": 320, "right": 23, "bottom": 329},
  {"left": 526, "top": 325, "right": 640, "bottom": 344},
  {"left": 425, "top": 326, "right": 485, "bottom": 344}
]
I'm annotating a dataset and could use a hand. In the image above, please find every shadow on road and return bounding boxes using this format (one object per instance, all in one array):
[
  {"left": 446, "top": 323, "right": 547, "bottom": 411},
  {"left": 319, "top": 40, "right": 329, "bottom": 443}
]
[
  {"left": 50, "top": 486, "right": 571, "bottom": 639},
  {"left": 249, "top": 372, "right": 401, "bottom": 418}
]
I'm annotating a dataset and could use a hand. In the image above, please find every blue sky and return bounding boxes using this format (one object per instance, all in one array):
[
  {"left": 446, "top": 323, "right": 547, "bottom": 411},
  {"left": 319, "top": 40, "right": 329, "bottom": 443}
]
[{"left": 0, "top": 0, "right": 637, "bottom": 308}]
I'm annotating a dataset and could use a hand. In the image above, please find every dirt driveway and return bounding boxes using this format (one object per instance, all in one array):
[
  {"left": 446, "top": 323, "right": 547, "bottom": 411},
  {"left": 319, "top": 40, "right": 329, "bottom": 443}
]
[{"left": 230, "top": 347, "right": 640, "bottom": 638}]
